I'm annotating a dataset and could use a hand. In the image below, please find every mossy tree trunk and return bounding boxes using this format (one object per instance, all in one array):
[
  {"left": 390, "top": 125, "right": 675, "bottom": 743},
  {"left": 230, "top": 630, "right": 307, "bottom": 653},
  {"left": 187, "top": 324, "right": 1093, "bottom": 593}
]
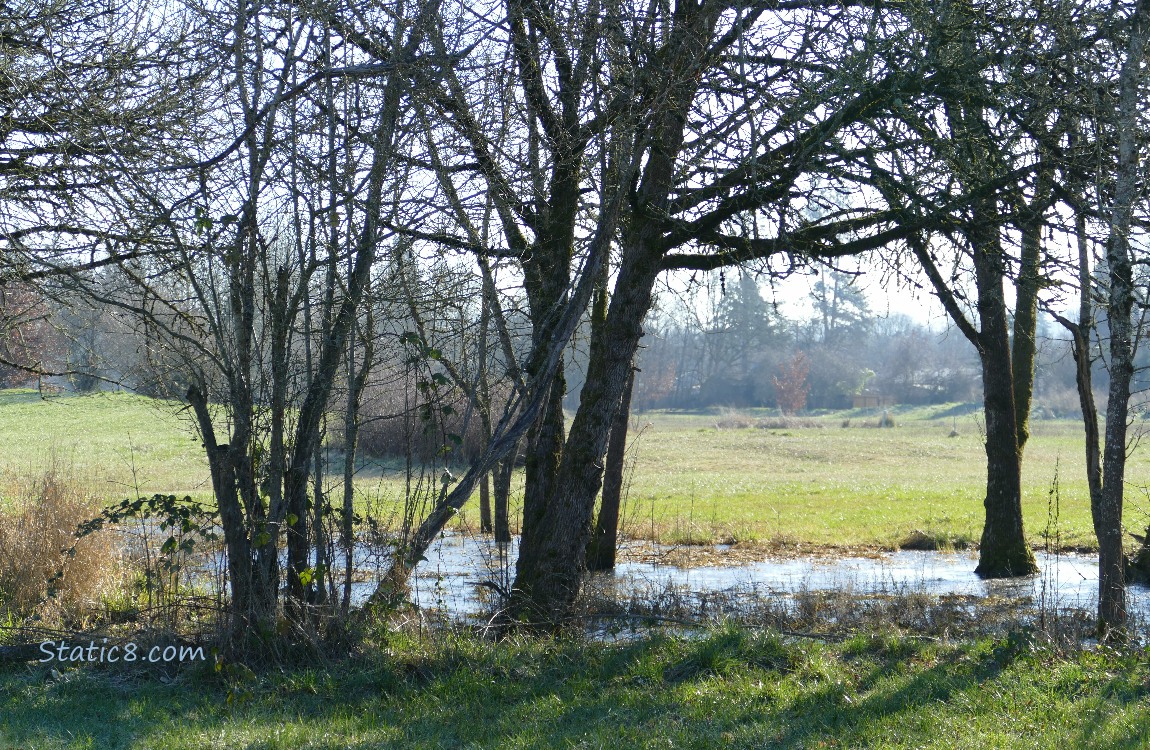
[
  {"left": 912, "top": 220, "right": 1038, "bottom": 578},
  {"left": 971, "top": 247, "right": 1036, "bottom": 577},
  {"left": 509, "top": 257, "right": 661, "bottom": 623}
]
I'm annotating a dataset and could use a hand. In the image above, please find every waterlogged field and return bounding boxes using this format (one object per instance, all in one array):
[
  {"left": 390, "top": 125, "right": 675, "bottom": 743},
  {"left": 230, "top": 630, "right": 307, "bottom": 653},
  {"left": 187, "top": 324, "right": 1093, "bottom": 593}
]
[
  {"left": 1, "top": 389, "right": 1146, "bottom": 552},
  {"left": 5, "top": 392, "right": 1150, "bottom": 749}
]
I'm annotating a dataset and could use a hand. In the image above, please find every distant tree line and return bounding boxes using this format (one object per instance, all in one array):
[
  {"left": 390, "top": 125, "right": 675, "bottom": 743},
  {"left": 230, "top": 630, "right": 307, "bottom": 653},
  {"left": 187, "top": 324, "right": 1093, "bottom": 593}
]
[{"left": 624, "top": 270, "right": 981, "bottom": 411}]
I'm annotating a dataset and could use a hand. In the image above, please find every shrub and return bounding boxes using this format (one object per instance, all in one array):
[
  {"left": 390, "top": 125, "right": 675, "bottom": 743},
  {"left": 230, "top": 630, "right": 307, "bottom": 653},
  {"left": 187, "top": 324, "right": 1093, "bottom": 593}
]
[
  {"left": 0, "top": 469, "right": 122, "bottom": 623},
  {"left": 772, "top": 352, "right": 810, "bottom": 415},
  {"left": 355, "top": 376, "right": 509, "bottom": 463},
  {"left": 756, "top": 416, "right": 821, "bottom": 429},
  {"left": 715, "top": 408, "right": 755, "bottom": 430}
]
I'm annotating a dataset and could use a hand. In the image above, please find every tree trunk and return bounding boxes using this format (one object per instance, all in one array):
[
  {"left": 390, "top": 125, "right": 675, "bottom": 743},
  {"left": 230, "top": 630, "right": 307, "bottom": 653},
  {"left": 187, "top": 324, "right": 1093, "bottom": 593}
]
[
  {"left": 477, "top": 288, "right": 494, "bottom": 534},
  {"left": 518, "top": 375, "right": 565, "bottom": 560},
  {"left": 586, "top": 365, "right": 635, "bottom": 572},
  {"left": 188, "top": 385, "right": 277, "bottom": 637},
  {"left": 1011, "top": 184, "right": 1047, "bottom": 454},
  {"left": 1096, "top": 0, "right": 1148, "bottom": 636},
  {"left": 494, "top": 452, "right": 514, "bottom": 544},
  {"left": 509, "top": 258, "right": 660, "bottom": 624},
  {"left": 1099, "top": 244, "right": 1135, "bottom": 633},
  {"left": 479, "top": 472, "right": 493, "bottom": 534},
  {"left": 972, "top": 240, "right": 1038, "bottom": 578},
  {"left": 363, "top": 214, "right": 618, "bottom": 610},
  {"left": 507, "top": 0, "right": 719, "bottom": 624}
]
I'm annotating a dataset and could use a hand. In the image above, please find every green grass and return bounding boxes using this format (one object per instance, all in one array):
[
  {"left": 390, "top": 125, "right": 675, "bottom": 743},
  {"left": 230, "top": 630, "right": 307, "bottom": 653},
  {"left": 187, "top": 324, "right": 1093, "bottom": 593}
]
[
  {"left": 620, "top": 406, "right": 1148, "bottom": 551},
  {"left": 2, "top": 390, "right": 1146, "bottom": 552},
  {"left": 3, "top": 627, "right": 1150, "bottom": 748},
  {"left": 0, "top": 390, "right": 210, "bottom": 501}
]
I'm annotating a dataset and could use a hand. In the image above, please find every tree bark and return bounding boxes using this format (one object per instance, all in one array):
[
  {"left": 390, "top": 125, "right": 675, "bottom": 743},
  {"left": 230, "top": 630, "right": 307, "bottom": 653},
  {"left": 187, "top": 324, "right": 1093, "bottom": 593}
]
[
  {"left": 494, "top": 453, "right": 514, "bottom": 544},
  {"left": 1096, "top": 0, "right": 1148, "bottom": 636},
  {"left": 479, "top": 472, "right": 493, "bottom": 534},
  {"left": 971, "top": 235, "right": 1038, "bottom": 578},
  {"left": 587, "top": 365, "right": 635, "bottom": 572},
  {"left": 509, "top": 260, "right": 660, "bottom": 623},
  {"left": 1010, "top": 175, "right": 1049, "bottom": 454},
  {"left": 507, "top": 0, "right": 721, "bottom": 624}
]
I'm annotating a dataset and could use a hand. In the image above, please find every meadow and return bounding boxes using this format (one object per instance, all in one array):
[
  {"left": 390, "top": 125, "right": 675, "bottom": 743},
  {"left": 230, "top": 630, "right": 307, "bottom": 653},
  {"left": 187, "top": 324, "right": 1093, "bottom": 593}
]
[
  {"left": 620, "top": 405, "right": 1145, "bottom": 552},
  {"left": 1, "top": 389, "right": 1143, "bottom": 553}
]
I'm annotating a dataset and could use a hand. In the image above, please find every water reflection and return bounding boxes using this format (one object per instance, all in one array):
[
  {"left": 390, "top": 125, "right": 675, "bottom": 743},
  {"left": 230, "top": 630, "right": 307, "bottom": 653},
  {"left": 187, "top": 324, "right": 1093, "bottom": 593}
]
[{"left": 393, "top": 534, "right": 1149, "bottom": 623}]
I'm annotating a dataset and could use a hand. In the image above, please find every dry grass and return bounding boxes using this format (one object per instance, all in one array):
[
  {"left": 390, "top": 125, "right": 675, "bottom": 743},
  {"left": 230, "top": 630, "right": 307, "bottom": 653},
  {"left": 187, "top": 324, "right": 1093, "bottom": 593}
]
[
  {"left": 0, "top": 467, "right": 124, "bottom": 624},
  {"left": 713, "top": 408, "right": 822, "bottom": 431}
]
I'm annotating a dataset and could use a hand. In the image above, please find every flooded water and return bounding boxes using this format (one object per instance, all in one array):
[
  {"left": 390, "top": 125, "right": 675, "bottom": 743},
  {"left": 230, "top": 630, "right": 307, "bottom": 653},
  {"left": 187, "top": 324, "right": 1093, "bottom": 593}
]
[{"left": 391, "top": 533, "right": 1150, "bottom": 623}]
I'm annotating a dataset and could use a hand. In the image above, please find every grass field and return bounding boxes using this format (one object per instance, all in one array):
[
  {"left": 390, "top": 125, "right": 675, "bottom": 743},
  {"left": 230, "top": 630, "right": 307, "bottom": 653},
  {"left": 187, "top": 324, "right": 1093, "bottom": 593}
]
[
  {"left": 2, "top": 389, "right": 1147, "bottom": 553},
  {"left": 0, "top": 390, "right": 210, "bottom": 499},
  {"left": 619, "top": 406, "right": 1150, "bottom": 551},
  {"left": 3, "top": 626, "right": 1149, "bottom": 749}
]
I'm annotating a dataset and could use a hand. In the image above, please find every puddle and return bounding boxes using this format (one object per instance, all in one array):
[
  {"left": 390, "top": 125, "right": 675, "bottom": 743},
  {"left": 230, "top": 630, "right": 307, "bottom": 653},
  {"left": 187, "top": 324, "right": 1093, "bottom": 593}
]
[
  {"left": 185, "top": 531, "right": 1146, "bottom": 625},
  {"left": 362, "top": 534, "right": 1150, "bottom": 625}
]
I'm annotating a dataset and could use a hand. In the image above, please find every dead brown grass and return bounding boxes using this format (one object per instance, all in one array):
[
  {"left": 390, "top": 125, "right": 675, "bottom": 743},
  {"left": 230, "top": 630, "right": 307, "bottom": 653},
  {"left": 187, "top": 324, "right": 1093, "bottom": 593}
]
[{"left": 0, "top": 467, "right": 123, "bottom": 623}]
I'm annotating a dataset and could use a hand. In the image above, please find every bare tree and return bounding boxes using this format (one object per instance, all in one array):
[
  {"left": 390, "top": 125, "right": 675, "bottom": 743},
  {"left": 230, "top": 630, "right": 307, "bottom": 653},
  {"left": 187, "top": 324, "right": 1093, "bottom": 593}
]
[
  {"left": 868, "top": 0, "right": 1124, "bottom": 578},
  {"left": 1094, "top": 0, "right": 1150, "bottom": 637},
  {"left": 31, "top": 0, "right": 446, "bottom": 646}
]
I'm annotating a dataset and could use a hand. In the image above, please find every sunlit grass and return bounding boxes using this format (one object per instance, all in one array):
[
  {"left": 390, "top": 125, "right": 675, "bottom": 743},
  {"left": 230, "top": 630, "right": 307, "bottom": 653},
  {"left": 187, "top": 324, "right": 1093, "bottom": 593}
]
[
  {"left": 0, "top": 390, "right": 211, "bottom": 504},
  {"left": 2, "top": 390, "right": 1146, "bottom": 552},
  {"left": 619, "top": 408, "right": 1136, "bottom": 550}
]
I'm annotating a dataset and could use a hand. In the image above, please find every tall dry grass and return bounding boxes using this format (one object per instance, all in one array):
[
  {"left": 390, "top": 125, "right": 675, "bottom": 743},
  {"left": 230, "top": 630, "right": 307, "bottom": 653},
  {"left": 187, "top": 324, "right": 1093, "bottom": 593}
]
[{"left": 0, "top": 467, "right": 123, "bottom": 623}]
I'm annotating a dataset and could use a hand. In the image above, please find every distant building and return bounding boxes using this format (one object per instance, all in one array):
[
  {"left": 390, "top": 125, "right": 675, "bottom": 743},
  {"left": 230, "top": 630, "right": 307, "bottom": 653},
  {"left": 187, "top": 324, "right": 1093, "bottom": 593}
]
[{"left": 853, "top": 391, "right": 896, "bottom": 408}]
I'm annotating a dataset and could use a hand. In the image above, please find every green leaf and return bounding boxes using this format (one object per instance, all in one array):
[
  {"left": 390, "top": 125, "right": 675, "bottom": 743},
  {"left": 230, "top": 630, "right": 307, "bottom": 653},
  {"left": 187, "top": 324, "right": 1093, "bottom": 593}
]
[{"left": 286, "top": 513, "right": 298, "bottom": 526}]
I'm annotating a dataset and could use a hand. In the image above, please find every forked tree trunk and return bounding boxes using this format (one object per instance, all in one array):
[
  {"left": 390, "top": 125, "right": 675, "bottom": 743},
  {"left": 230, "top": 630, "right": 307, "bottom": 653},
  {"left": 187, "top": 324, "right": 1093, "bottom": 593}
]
[
  {"left": 974, "top": 353, "right": 1036, "bottom": 577},
  {"left": 509, "top": 259, "right": 661, "bottom": 624},
  {"left": 507, "top": 0, "right": 721, "bottom": 624},
  {"left": 912, "top": 222, "right": 1038, "bottom": 578},
  {"left": 188, "top": 386, "right": 278, "bottom": 637}
]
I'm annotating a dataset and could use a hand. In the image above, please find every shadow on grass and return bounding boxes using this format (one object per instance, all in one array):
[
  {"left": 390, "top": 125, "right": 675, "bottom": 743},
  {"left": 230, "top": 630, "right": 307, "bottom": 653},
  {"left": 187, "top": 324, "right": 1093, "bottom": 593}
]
[{"left": 6, "top": 630, "right": 1150, "bottom": 749}]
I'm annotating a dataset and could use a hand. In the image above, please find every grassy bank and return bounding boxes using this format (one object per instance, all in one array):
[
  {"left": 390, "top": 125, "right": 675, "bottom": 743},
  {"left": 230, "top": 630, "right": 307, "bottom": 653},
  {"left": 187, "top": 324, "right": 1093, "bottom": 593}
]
[
  {"left": 2, "top": 626, "right": 1149, "bottom": 749},
  {"left": 1, "top": 390, "right": 1145, "bottom": 552}
]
